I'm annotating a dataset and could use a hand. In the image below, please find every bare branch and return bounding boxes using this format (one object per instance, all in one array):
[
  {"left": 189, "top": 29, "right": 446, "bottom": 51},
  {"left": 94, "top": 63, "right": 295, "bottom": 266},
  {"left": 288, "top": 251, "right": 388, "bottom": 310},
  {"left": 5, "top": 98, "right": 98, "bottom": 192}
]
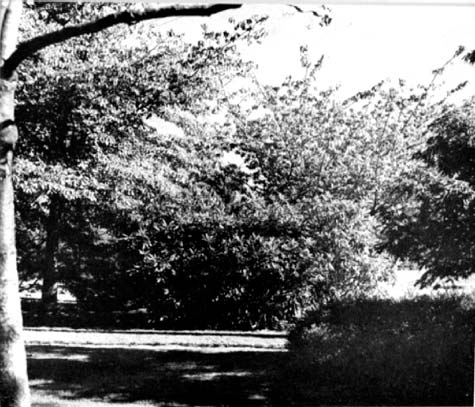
[
  {"left": 1, "top": 3, "right": 241, "bottom": 78},
  {"left": 288, "top": 4, "right": 332, "bottom": 25}
]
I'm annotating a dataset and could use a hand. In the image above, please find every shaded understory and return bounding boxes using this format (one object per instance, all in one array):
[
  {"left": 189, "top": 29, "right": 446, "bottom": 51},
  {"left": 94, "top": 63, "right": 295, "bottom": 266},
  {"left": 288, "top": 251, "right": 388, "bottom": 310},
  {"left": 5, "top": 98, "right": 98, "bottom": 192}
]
[{"left": 279, "top": 296, "right": 475, "bottom": 406}]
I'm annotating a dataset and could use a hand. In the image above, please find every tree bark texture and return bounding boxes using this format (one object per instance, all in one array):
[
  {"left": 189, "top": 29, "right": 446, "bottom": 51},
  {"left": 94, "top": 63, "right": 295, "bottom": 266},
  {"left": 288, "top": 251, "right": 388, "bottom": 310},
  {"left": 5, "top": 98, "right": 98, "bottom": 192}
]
[
  {"left": 0, "top": 1, "right": 30, "bottom": 406},
  {"left": 0, "top": 78, "right": 30, "bottom": 407}
]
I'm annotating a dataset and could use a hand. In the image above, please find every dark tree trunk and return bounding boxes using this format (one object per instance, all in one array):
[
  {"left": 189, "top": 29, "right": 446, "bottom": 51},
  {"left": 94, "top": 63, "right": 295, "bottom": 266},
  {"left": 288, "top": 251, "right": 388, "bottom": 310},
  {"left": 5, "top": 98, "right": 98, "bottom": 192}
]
[{"left": 41, "top": 196, "right": 60, "bottom": 315}]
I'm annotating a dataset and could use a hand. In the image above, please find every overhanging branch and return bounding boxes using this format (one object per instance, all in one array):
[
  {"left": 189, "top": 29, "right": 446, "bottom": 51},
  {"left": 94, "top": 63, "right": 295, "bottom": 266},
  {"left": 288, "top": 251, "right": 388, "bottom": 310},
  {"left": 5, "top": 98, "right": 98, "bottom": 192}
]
[{"left": 1, "top": 3, "right": 242, "bottom": 79}]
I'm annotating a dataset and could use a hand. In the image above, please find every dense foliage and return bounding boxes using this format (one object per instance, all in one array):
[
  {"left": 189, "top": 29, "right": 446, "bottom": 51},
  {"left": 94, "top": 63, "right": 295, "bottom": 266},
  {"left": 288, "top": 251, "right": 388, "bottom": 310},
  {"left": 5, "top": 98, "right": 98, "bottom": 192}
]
[
  {"left": 103, "top": 74, "right": 442, "bottom": 328},
  {"left": 15, "top": 8, "right": 254, "bottom": 316},
  {"left": 379, "top": 99, "right": 475, "bottom": 286},
  {"left": 279, "top": 295, "right": 474, "bottom": 405},
  {"left": 16, "top": 3, "right": 474, "bottom": 329},
  {"left": 15, "top": 20, "right": 439, "bottom": 327}
]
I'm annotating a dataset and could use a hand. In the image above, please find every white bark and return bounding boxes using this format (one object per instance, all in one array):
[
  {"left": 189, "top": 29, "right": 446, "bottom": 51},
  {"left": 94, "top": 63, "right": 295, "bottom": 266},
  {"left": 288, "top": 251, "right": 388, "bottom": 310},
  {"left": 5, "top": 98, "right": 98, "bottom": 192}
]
[{"left": 0, "top": 1, "right": 31, "bottom": 406}]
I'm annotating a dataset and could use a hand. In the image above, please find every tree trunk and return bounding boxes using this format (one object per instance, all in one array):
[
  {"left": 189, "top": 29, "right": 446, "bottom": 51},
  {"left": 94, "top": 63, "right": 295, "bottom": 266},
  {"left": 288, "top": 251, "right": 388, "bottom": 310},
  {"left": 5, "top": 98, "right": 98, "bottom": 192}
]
[
  {"left": 41, "top": 197, "right": 60, "bottom": 315},
  {"left": 0, "top": 1, "right": 31, "bottom": 406},
  {"left": 0, "top": 78, "right": 30, "bottom": 407}
]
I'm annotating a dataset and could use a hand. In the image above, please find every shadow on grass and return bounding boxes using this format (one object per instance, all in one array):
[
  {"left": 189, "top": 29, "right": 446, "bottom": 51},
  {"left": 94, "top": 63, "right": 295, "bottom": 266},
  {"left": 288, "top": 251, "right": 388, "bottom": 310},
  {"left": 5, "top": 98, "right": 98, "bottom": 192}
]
[
  {"left": 28, "top": 298, "right": 474, "bottom": 406},
  {"left": 27, "top": 345, "right": 288, "bottom": 406}
]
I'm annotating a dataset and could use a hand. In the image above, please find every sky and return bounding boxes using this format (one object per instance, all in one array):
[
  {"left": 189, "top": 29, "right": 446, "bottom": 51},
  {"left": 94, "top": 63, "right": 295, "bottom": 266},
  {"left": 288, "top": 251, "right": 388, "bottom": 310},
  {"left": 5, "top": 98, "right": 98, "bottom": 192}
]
[
  {"left": 244, "top": 4, "right": 475, "bottom": 98},
  {"left": 148, "top": 3, "right": 475, "bottom": 100}
]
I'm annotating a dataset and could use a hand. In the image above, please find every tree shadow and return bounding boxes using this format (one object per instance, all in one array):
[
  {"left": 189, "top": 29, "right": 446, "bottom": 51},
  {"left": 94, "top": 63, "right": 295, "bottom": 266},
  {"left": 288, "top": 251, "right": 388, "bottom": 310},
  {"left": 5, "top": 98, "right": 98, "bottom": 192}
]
[{"left": 27, "top": 345, "right": 289, "bottom": 406}]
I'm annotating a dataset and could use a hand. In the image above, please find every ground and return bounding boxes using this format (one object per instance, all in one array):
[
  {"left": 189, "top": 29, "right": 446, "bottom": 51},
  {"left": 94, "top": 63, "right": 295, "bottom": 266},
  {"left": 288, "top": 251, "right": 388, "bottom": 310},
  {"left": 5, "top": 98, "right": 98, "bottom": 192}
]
[{"left": 26, "top": 328, "right": 287, "bottom": 407}]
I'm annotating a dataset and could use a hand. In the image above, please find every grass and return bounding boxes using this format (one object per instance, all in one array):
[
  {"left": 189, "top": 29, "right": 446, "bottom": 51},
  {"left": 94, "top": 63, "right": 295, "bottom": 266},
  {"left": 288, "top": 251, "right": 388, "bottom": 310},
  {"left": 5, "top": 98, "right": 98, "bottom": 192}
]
[
  {"left": 25, "top": 328, "right": 287, "bottom": 351},
  {"left": 26, "top": 295, "right": 475, "bottom": 406},
  {"left": 274, "top": 295, "right": 475, "bottom": 406},
  {"left": 27, "top": 343, "right": 286, "bottom": 406}
]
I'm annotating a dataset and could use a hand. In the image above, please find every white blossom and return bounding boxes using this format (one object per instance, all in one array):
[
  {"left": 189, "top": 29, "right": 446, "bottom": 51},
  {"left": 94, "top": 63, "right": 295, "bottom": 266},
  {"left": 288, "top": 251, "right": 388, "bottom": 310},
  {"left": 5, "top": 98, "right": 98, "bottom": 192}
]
[
  {"left": 142, "top": 114, "right": 185, "bottom": 138},
  {"left": 219, "top": 151, "right": 255, "bottom": 174}
]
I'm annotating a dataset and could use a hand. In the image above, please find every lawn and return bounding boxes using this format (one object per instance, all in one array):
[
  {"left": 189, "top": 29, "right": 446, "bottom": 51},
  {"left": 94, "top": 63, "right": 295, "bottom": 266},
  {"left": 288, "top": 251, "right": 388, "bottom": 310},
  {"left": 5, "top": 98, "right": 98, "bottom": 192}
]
[
  {"left": 27, "top": 331, "right": 287, "bottom": 407},
  {"left": 26, "top": 295, "right": 475, "bottom": 406}
]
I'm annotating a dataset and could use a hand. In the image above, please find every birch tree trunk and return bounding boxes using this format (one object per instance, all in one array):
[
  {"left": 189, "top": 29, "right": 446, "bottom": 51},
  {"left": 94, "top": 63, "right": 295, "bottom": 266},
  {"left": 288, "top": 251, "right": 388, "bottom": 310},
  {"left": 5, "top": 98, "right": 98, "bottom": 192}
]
[{"left": 0, "top": 1, "right": 30, "bottom": 406}]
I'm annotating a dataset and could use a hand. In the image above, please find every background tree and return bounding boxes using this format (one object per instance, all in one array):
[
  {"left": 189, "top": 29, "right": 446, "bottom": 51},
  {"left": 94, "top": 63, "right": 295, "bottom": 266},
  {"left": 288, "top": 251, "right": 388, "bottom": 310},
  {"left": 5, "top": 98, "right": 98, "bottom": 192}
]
[
  {"left": 14, "top": 27, "right": 444, "bottom": 331},
  {"left": 15, "top": 7, "right": 263, "bottom": 318},
  {"left": 379, "top": 99, "right": 475, "bottom": 287},
  {"left": 116, "top": 63, "right": 442, "bottom": 329}
]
